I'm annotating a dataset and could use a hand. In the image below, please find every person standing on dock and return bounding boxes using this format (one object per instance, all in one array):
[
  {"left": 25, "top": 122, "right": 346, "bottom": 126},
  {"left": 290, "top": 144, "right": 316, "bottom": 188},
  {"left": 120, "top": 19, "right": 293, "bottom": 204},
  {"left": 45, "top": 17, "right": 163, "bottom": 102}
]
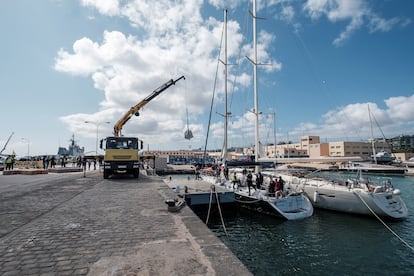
[
  {"left": 5, "top": 155, "right": 14, "bottom": 170},
  {"left": 247, "top": 171, "right": 255, "bottom": 195},
  {"left": 278, "top": 176, "right": 284, "bottom": 193},
  {"left": 232, "top": 172, "right": 238, "bottom": 189},
  {"left": 269, "top": 177, "right": 276, "bottom": 197},
  {"left": 256, "top": 172, "right": 263, "bottom": 190}
]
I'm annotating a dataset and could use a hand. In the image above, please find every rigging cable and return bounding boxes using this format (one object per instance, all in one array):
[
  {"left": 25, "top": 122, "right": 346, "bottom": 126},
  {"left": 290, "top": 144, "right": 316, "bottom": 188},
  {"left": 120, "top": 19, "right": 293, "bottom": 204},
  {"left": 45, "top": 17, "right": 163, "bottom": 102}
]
[
  {"left": 228, "top": 2, "right": 251, "bottom": 112},
  {"left": 353, "top": 191, "right": 414, "bottom": 252},
  {"left": 183, "top": 78, "right": 193, "bottom": 141},
  {"left": 202, "top": 20, "right": 224, "bottom": 166},
  {"left": 278, "top": 1, "right": 364, "bottom": 141},
  {"left": 368, "top": 105, "right": 396, "bottom": 157}
]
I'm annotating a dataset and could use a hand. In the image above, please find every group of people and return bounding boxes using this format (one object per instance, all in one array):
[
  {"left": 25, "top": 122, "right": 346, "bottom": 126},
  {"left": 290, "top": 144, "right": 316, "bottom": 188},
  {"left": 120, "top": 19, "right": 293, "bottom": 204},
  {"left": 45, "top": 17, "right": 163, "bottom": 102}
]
[
  {"left": 231, "top": 169, "right": 265, "bottom": 196},
  {"left": 268, "top": 176, "right": 285, "bottom": 198},
  {"left": 40, "top": 155, "right": 99, "bottom": 170},
  {"left": 230, "top": 170, "right": 285, "bottom": 198}
]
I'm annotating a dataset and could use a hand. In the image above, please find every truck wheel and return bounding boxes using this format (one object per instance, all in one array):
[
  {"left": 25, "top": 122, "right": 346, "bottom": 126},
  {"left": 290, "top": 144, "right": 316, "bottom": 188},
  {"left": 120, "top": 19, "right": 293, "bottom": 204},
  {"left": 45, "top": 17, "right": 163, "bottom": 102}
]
[
  {"left": 133, "top": 169, "right": 139, "bottom": 178},
  {"left": 103, "top": 170, "right": 109, "bottom": 179}
]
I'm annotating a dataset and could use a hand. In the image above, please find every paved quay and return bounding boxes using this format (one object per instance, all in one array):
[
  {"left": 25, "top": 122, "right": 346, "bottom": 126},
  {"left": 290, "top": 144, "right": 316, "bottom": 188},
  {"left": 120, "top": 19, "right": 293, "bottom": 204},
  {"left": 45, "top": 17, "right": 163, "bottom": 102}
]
[{"left": 0, "top": 170, "right": 251, "bottom": 276}]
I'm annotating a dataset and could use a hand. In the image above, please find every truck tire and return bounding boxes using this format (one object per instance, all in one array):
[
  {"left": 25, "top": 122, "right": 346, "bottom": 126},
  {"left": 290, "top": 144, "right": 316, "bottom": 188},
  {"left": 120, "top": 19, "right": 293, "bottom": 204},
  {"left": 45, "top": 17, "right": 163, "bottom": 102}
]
[
  {"left": 103, "top": 170, "right": 109, "bottom": 179},
  {"left": 133, "top": 169, "right": 139, "bottom": 178}
]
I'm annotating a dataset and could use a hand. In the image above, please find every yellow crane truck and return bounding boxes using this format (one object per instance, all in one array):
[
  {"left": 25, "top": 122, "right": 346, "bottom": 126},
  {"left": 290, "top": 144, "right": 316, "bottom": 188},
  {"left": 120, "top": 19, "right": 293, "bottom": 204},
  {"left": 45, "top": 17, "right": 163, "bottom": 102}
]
[{"left": 100, "top": 76, "right": 185, "bottom": 179}]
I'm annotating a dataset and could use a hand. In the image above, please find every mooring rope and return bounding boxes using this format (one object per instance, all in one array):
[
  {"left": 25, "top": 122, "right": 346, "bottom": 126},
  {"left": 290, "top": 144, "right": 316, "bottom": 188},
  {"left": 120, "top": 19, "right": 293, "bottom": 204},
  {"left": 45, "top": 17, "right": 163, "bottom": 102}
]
[
  {"left": 204, "top": 185, "right": 229, "bottom": 238},
  {"left": 215, "top": 189, "right": 229, "bottom": 238},
  {"left": 205, "top": 187, "right": 214, "bottom": 225},
  {"left": 353, "top": 191, "right": 414, "bottom": 252}
]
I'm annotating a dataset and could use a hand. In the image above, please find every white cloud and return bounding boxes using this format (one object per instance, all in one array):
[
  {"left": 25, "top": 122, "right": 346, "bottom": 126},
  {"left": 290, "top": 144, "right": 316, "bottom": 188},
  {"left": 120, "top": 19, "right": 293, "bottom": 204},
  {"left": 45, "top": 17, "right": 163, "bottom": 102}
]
[
  {"left": 368, "top": 15, "right": 403, "bottom": 33},
  {"left": 385, "top": 95, "right": 414, "bottom": 121},
  {"left": 81, "top": 0, "right": 120, "bottom": 16},
  {"left": 208, "top": 0, "right": 243, "bottom": 10},
  {"left": 281, "top": 5, "right": 295, "bottom": 23},
  {"left": 54, "top": 0, "right": 279, "bottom": 150},
  {"left": 291, "top": 94, "right": 414, "bottom": 141},
  {"left": 54, "top": 0, "right": 412, "bottom": 151},
  {"left": 302, "top": 0, "right": 410, "bottom": 46},
  {"left": 332, "top": 15, "right": 363, "bottom": 47}
]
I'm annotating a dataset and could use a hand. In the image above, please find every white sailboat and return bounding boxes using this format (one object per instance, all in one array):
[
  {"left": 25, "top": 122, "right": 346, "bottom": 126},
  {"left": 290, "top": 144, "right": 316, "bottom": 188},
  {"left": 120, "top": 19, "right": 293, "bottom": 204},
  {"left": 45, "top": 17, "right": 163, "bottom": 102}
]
[
  {"left": 203, "top": 4, "right": 313, "bottom": 220},
  {"left": 368, "top": 104, "right": 396, "bottom": 165},
  {"left": 273, "top": 170, "right": 408, "bottom": 219}
]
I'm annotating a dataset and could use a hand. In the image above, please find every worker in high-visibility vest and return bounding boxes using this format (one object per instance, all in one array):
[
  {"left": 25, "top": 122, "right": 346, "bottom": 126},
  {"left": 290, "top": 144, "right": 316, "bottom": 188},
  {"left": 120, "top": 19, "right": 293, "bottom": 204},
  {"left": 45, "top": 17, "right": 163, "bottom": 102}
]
[{"left": 5, "top": 155, "right": 14, "bottom": 170}]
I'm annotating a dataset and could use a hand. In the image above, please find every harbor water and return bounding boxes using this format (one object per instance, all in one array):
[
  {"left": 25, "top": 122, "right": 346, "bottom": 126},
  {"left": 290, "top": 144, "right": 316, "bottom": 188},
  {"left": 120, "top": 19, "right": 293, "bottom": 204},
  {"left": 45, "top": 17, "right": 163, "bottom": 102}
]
[{"left": 176, "top": 173, "right": 414, "bottom": 275}]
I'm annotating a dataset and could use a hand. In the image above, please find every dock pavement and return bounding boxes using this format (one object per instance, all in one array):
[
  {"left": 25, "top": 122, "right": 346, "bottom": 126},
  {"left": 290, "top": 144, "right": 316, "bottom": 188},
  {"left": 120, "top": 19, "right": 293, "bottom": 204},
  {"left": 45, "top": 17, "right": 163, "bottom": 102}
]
[{"left": 0, "top": 169, "right": 251, "bottom": 275}]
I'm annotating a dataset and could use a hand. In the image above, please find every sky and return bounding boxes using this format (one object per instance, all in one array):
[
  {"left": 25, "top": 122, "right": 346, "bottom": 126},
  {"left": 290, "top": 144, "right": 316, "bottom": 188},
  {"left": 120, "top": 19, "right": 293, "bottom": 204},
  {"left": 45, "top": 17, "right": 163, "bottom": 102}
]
[{"left": 1, "top": 0, "right": 414, "bottom": 157}]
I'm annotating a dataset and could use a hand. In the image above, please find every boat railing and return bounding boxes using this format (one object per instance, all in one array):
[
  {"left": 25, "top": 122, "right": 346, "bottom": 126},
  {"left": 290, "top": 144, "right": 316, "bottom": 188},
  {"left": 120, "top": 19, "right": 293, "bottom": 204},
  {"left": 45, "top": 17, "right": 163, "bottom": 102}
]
[{"left": 350, "top": 176, "right": 394, "bottom": 193}]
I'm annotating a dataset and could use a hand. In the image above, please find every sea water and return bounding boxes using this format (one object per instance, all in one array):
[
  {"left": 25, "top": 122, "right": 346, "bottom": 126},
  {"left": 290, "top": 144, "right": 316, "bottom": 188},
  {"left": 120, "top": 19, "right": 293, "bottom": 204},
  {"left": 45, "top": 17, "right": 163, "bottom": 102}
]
[{"left": 189, "top": 173, "right": 414, "bottom": 275}]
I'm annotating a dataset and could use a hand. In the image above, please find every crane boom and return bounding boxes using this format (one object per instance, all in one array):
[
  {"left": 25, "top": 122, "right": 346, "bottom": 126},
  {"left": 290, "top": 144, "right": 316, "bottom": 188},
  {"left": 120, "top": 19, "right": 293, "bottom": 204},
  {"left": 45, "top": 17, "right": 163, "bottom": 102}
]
[
  {"left": 113, "top": 76, "right": 185, "bottom": 136},
  {"left": 0, "top": 132, "right": 14, "bottom": 155}
]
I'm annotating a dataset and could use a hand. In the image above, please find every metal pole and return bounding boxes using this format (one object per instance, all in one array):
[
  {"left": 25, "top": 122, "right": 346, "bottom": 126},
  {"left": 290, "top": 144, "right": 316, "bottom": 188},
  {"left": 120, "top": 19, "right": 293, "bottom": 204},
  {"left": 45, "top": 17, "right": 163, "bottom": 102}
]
[
  {"left": 21, "top": 138, "right": 30, "bottom": 158},
  {"left": 95, "top": 124, "right": 99, "bottom": 156},
  {"left": 273, "top": 112, "right": 276, "bottom": 158},
  {"left": 85, "top": 121, "right": 110, "bottom": 156},
  {"left": 253, "top": 0, "right": 260, "bottom": 173},
  {"left": 223, "top": 8, "right": 228, "bottom": 162}
]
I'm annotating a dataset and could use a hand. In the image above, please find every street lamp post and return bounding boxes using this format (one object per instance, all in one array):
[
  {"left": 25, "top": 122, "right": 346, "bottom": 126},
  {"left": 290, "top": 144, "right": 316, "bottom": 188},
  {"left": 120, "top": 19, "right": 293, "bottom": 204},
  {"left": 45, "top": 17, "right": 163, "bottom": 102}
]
[
  {"left": 84, "top": 121, "right": 110, "bottom": 156},
  {"left": 21, "top": 138, "right": 30, "bottom": 158}
]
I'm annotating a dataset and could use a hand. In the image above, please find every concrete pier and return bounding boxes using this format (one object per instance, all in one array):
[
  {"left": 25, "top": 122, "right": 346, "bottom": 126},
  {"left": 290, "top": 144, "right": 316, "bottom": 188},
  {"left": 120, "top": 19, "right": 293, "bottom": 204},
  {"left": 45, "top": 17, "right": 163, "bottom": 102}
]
[{"left": 0, "top": 170, "right": 251, "bottom": 275}]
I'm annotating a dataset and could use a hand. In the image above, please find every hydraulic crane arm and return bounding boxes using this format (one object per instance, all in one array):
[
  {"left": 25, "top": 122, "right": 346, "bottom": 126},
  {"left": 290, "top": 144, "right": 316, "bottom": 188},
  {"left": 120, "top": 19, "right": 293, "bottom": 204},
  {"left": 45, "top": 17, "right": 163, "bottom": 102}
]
[
  {"left": 0, "top": 132, "right": 14, "bottom": 155},
  {"left": 113, "top": 76, "right": 185, "bottom": 136}
]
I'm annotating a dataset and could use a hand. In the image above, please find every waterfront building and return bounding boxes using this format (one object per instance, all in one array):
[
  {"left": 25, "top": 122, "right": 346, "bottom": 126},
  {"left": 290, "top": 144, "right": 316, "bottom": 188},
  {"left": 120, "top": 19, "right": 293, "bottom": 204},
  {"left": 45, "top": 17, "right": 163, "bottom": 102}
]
[
  {"left": 391, "top": 135, "right": 414, "bottom": 152},
  {"left": 143, "top": 135, "right": 402, "bottom": 164},
  {"left": 248, "top": 135, "right": 392, "bottom": 161},
  {"left": 143, "top": 149, "right": 216, "bottom": 165}
]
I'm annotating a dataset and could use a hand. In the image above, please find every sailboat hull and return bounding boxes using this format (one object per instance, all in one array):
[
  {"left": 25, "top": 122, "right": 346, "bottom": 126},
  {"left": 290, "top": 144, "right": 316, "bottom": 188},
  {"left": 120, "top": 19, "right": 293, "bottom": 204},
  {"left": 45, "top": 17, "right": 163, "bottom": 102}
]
[
  {"left": 280, "top": 174, "right": 408, "bottom": 219},
  {"left": 234, "top": 189, "right": 313, "bottom": 220}
]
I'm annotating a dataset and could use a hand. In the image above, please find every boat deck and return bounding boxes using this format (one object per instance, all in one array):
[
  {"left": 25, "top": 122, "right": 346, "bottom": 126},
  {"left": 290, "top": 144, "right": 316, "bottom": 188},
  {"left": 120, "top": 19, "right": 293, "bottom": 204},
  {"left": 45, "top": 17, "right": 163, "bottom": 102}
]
[{"left": 163, "top": 176, "right": 235, "bottom": 206}]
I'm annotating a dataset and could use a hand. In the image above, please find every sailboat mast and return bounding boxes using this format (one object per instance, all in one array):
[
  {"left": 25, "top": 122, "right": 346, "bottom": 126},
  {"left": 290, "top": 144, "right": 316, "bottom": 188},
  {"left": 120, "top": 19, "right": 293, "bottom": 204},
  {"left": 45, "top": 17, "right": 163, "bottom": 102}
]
[
  {"left": 368, "top": 104, "right": 377, "bottom": 164},
  {"left": 223, "top": 9, "right": 228, "bottom": 162},
  {"left": 253, "top": 0, "right": 260, "bottom": 172}
]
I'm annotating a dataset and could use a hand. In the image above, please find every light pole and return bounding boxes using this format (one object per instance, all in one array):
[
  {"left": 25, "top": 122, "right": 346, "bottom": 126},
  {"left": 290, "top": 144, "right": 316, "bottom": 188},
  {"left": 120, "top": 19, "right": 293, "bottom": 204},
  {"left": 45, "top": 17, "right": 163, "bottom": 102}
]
[
  {"left": 84, "top": 121, "right": 110, "bottom": 156},
  {"left": 21, "top": 138, "right": 30, "bottom": 158}
]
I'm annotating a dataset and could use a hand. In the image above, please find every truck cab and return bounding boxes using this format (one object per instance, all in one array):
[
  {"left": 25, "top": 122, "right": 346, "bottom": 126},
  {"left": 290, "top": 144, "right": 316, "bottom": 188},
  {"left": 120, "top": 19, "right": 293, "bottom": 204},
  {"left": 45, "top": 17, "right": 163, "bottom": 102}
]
[{"left": 101, "top": 136, "right": 142, "bottom": 179}]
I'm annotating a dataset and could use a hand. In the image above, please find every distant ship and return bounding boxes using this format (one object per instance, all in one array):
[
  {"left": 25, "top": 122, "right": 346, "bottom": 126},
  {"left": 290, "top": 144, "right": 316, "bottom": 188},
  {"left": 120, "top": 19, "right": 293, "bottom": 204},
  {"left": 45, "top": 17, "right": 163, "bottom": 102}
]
[{"left": 57, "top": 134, "right": 84, "bottom": 157}]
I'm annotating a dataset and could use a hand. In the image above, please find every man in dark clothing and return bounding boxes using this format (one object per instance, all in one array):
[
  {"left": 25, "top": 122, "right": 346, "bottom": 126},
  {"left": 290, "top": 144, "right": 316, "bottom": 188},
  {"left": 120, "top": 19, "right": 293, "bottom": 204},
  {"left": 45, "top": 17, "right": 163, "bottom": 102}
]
[
  {"left": 278, "top": 176, "right": 284, "bottom": 192},
  {"left": 269, "top": 177, "right": 276, "bottom": 197},
  {"left": 247, "top": 171, "right": 256, "bottom": 195},
  {"left": 256, "top": 172, "right": 264, "bottom": 189}
]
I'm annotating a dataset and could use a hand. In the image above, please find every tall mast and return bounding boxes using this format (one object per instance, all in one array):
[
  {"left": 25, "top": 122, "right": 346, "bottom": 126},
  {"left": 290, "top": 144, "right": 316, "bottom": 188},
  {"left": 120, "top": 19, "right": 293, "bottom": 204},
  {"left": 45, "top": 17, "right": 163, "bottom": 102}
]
[
  {"left": 253, "top": 0, "right": 260, "bottom": 172},
  {"left": 223, "top": 8, "right": 228, "bottom": 162},
  {"left": 368, "top": 104, "right": 377, "bottom": 164}
]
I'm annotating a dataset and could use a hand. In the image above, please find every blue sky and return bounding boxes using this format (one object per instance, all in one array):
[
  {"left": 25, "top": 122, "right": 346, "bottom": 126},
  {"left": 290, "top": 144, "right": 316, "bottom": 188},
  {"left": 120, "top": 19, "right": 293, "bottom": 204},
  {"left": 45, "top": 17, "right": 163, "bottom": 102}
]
[{"left": 1, "top": 0, "right": 413, "bottom": 157}]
